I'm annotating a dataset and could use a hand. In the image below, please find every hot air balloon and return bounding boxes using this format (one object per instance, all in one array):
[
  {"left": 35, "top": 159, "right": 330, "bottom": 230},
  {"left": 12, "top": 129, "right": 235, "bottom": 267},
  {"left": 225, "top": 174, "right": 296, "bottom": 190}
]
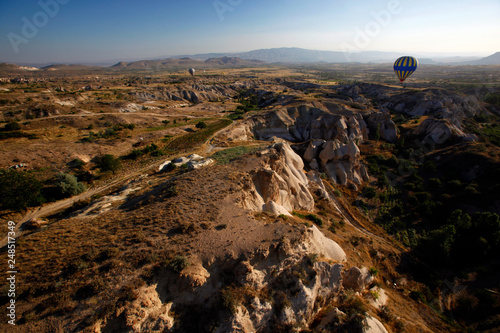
[
  {"left": 189, "top": 68, "right": 195, "bottom": 76},
  {"left": 393, "top": 56, "right": 418, "bottom": 83}
]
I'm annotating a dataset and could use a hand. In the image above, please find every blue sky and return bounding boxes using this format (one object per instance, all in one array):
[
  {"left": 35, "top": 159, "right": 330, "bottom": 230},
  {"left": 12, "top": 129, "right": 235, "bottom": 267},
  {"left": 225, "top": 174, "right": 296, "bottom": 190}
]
[{"left": 0, "top": 0, "right": 499, "bottom": 64}]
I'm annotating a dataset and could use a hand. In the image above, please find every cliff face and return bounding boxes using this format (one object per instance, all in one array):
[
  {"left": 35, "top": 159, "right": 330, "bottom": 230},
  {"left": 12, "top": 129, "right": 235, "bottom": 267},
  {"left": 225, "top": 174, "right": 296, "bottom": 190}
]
[
  {"left": 94, "top": 225, "right": 356, "bottom": 333},
  {"left": 89, "top": 142, "right": 396, "bottom": 333},
  {"left": 251, "top": 105, "right": 369, "bottom": 143},
  {"left": 241, "top": 143, "right": 315, "bottom": 216},
  {"left": 228, "top": 105, "right": 375, "bottom": 189}
]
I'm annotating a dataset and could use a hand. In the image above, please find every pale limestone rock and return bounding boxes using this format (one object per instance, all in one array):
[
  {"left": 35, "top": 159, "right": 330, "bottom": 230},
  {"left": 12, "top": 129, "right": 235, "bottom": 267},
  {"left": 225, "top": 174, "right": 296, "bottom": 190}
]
[
  {"left": 178, "top": 264, "right": 210, "bottom": 291},
  {"left": 304, "top": 140, "right": 326, "bottom": 162},
  {"left": 187, "top": 154, "right": 204, "bottom": 161},
  {"left": 263, "top": 200, "right": 292, "bottom": 217},
  {"left": 342, "top": 266, "right": 374, "bottom": 291},
  {"left": 369, "top": 286, "right": 388, "bottom": 310},
  {"left": 305, "top": 226, "right": 346, "bottom": 262},
  {"left": 172, "top": 156, "right": 190, "bottom": 165},
  {"left": 97, "top": 285, "right": 174, "bottom": 333},
  {"left": 158, "top": 160, "right": 172, "bottom": 171},
  {"left": 188, "top": 158, "right": 214, "bottom": 170},
  {"left": 242, "top": 142, "right": 314, "bottom": 215},
  {"left": 364, "top": 316, "right": 389, "bottom": 333},
  {"left": 248, "top": 298, "right": 273, "bottom": 328}
]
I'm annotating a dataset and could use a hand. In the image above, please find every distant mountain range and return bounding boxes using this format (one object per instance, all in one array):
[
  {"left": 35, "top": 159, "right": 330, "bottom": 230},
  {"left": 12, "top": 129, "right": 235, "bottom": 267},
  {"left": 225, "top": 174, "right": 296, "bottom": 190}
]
[
  {"left": 174, "top": 48, "right": 404, "bottom": 64},
  {"left": 173, "top": 47, "right": 499, "bottom": 65},
  {"left": 110, "top": 56, "right": 263, "bottom": 70},
  {"left": 1, "top": 49, "right": 499, "bottom": 71},
  {"left": 460, "top": 52, "right": 500, "bottom": 65}
]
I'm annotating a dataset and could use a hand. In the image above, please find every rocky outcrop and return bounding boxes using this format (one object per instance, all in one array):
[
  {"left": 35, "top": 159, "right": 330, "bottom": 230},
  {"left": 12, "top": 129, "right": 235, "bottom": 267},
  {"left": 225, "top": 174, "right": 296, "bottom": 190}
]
[
  {"left": 131, "top": 82, "right": 253, "bottom": 104},
  {"left": 159, "top": 154, "right": 214, "bottom": 171},
  {"left": 97, "top": 285, "right": 175, "bottom": 333},
  {"left": 93, "top": 225, "right": 354, "bottom": 333},
  {"left": 241, "top": 142, "right": 315, "bottom": 216},
  {"left": 252, "top": 105, "right": 368, "bottom": 143},
  {"left": 342, "top": 266, "right": 374, "bottom": 292},
  {"left": 389, "top": 89, "right": 486, "bottom": 121},
  {"left": 411, "top": 118, "right": 477, "bottom": 144},
  {"left": 364, "top": 316, "right": 389, "bottom": 333},
  {"left": 365, "top": 112, "right": 398, "bottom": 143},
  {"left": 306, "top": 225, "right": 346, "bottom": 262},
  {"left": 304, "top": 139, "right": 369, "bottom": 190}
]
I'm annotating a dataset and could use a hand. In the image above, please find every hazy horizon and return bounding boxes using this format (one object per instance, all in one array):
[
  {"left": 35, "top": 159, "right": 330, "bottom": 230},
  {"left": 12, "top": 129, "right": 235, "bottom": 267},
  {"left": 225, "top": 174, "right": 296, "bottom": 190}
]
[{"left": 1, "top": 0, "right": 499, "bottom": 65}]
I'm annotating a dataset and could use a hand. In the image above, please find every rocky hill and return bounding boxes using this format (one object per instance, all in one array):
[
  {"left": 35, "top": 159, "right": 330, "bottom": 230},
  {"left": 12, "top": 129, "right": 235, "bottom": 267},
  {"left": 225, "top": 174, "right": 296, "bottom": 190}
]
[{"left": 110, "top": 56, "right": 264, "bottom": 71}]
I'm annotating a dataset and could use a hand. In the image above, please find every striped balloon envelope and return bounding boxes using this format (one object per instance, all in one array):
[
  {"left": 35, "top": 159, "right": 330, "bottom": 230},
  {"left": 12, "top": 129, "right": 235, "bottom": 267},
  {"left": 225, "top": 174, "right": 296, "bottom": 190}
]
[{"left": 393, "top": 56, "right": 418, "bottom": 83}]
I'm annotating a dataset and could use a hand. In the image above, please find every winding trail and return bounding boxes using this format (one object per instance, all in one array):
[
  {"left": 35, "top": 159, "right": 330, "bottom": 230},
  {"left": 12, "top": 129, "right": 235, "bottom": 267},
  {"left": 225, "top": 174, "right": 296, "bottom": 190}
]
[{"left": 0, "top": 119, "right": 237, "bottom": 249}]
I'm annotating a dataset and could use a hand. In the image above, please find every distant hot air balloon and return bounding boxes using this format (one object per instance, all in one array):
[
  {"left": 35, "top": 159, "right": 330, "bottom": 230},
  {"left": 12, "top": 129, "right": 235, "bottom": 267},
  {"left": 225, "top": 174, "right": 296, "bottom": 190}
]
[
  {"left": 189, "top": 68, "right": 195, "bottom": 76},
  {"left": 393, "top": 56, "right": 418, "bottom": 83}
]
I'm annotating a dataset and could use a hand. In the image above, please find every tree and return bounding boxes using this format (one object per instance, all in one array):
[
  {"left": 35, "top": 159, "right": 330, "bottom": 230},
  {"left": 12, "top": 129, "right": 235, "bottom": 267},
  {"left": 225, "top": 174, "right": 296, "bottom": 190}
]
[
  {"left": 195, "top": 121, "right": 207, "bottom": 129},
  {"left": 55, "top": 172, "right": 86, "bottom": 197},
  {"left": 0, "top": 169, "right": 44, "bottom": 210},
  {"left": 97, "top": 154, "right": 121, "bottom": 173}
]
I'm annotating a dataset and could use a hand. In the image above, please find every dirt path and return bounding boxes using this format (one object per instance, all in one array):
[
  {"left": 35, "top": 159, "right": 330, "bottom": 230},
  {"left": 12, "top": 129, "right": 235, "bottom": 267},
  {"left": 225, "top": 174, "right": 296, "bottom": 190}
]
[
  {"left": 0, "top": 119, "right": 238, "bottom": 249},
  {"left": 0, "top": 162, "right": 161, "bottom": 248}
]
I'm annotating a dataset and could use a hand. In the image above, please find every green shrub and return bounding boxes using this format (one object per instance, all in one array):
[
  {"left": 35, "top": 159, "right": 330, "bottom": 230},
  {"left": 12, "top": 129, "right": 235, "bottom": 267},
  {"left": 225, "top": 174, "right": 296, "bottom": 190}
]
[
  {"left": 69, "top": 158, "right": 86, "bottom": 169},
  {"left": 97, "top": 154, "right": 121, "bottom": 173},
  {"left": 195, "top": 121, "right": 207, "bottom": 129},
  {"left": 125, "top": 149, "right": 144, "bottom": 160},
  {"left": 55, "top": 172, "right": 86, "bottom": 197},
  {"left": 293, "top": 212, "right": 323, "bottom": 227},
  {"left": 168, "top": 255, "right": 189, "bottom": 273}
]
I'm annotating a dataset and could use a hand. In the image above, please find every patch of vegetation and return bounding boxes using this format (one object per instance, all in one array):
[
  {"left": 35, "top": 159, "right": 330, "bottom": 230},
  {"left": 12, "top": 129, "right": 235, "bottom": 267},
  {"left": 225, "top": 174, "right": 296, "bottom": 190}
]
[
  {"left": 195, "top": 121, "right": 207, "bottom": 129},
  {"left": 167, "top": 255, "right": 189, "bottom": 273},
  {"left": 211, "top": 146, "right": 261, "bottom": 164},
  {"left": 163, "top": 119, "right": 232, "bottom": 153},
  {"left": 292, "top": 211, "right": 323, "bottom": 227},
  {"left": 124, "top": 143, "right": 164, "bottom": 160},
  {"left": 220, "top": 286, "right": 243, "bottom": 314},
  {"left": 417, "top": 210, "right": 500, "bottom": 265},
  {"left": 54, "top": 172, "right": 86, "bottom": 198},
  {"left": 0, "top": 169, "right": 45, "bottom": 210},
  {"left": 226, "top": 110, "right": 245, "bottom": 120},
  {"left": 234, "top": 90, "right": 260, "bottom": 112},
  {"left": 0, "top": 121, "right": 36, "bottom": 140},
  {"left": 96, "top": 154, "right": 121, "bottom": 173},
  {"left": 0, "top": 131, "right": 37, "bottom": 140},
  {"left": 80, "top": 123, "right": 132, "bottom": 142}
]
